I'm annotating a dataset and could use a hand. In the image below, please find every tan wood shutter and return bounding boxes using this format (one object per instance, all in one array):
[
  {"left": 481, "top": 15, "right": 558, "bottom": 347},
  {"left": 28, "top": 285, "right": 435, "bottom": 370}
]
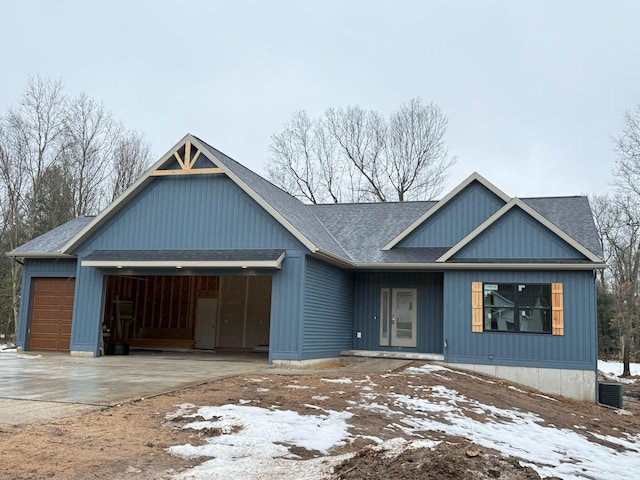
[
  {"left": 552, "top": 283, "right": 564, "bottom": 335},
  {"left": 472, "top": 282, "right": 483, "bottom": 332}
]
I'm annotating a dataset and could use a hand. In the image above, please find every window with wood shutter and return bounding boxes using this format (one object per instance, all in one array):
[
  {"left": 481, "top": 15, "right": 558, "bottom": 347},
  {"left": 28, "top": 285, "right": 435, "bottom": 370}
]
[
  {"left": 472, "top": 281, "right": 562, "bottom": 334},
  {"left": 471, "top": 282, "right": 483, "bottom": 332},
  {"left": 551, "top": 283, "right": 564, "bottom": 336}
]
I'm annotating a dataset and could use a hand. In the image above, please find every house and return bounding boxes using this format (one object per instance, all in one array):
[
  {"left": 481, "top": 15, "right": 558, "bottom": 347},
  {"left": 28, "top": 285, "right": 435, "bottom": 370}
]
[{"left": 7, "top": 134, "right": 606, "bottom": 402}]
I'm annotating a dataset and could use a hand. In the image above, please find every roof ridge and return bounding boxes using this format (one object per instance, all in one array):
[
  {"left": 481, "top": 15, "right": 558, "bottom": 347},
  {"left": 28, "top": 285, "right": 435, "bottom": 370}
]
[{"left": 522, "top": 195, "right": 586, "bottom": 200}]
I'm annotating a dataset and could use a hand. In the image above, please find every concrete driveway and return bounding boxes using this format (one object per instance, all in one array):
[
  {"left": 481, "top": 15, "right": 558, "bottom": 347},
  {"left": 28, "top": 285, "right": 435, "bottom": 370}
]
[
  {"left": 0, "top": 350, "right": 268, "bottom": 405},
  {"left": 0, "top": 350, "right": 412, "bottom": 425}
]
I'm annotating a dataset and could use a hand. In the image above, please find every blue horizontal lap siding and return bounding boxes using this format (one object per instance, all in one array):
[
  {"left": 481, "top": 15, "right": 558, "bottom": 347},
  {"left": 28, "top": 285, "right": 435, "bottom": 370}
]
[
  {"left": 399, "top": 181, "right": 504, "bottom": 247},
  {"left": 302, "top": 257, "right": 354, "bottom": 358},
  {"left": 443, "top": 270, "right": 597, "bottom": 369},
  {"left": 454, "top": 208, "right": 584, "bottom": 259},
  {"left": 17, "top": 259, "right": 78, "bottom": 350},
  {"left": 80, "top": 175, "right": 303, "bottom": 251},
  {"left": 353, "top": 272, "right": 444, "bottom": 354}
]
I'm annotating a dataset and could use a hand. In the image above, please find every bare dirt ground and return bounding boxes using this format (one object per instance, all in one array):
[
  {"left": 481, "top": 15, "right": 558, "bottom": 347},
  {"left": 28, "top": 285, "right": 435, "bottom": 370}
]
[{"left": 0, "top": 363, "right": 638, "bottom": 480}]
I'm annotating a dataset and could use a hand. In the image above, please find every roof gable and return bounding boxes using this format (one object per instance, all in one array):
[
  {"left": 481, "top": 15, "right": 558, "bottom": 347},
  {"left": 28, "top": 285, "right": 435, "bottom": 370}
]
[
  {"left": 383, "top": 172, "right": 510, "bottom": 250},
  {"left": 439, "top": 198, "right": 604, "bottom": 263},
  {"left": 60, "top": 134, "right": 348, "bottom": 261},
  {"left": 395, "top": 179, "right": 507, "bottom": 248}
]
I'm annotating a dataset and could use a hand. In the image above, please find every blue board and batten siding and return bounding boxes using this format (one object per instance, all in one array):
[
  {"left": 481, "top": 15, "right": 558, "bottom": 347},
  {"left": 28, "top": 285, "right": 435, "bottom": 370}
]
[
  {"left": 66, "top": 174, "right": 310, "bottom": 357},
  {"left": 353, "top": 272, "right": 444, "bottom": 354},
  {"left": 302, "top": 257, "right": 354, "bottom": 358},
  {"left": 78, "top": 175, "right": 304, "bottom": 252},
  {"left": 443, "top": 270, "right": 597, "bottom": 370},
  {"left": 16, "top": 258, "right": 78, "bottom": 350},
  {"left": 399, "top": 181, "right": 505, "bottom": 248},
  {"left": 454, "top": 208, "right": 585, "bottom": 260},
  {"left": 269, "top": 253, "right": 305, "bottom": 361}
]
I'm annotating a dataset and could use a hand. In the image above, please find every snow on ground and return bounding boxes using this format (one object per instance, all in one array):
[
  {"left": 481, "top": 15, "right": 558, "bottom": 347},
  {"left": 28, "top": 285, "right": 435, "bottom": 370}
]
[
  {"left": 0, "top": 344, "right": 17, "bottom": 352},
  {"left": 376, "top": 384, "right": 640, "bottom": 480},
  {"left": 598, "top": 359, "right": 640, "bottom": 384},
  {"left": 167, "top": 403, "right": 352, "bottom": 479},
  {"left": 167, "top": 363, "right": 640, "bottom": 480}
]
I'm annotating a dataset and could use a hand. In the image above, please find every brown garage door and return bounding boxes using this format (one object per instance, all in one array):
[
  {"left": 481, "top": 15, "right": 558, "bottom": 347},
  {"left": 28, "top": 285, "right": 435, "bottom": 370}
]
[{"left": 29, "top": 278, "right": 76, "bottom": 351}]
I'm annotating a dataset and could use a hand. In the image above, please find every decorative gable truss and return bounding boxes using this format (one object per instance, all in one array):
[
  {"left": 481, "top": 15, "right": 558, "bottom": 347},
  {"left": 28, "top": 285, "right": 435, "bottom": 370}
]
[{"left": 151, "top": 140, "right": 223, "bottom": 176}]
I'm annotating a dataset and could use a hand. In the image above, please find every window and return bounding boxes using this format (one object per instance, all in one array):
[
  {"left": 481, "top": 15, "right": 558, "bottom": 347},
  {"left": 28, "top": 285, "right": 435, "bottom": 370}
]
[{"left": 483, "top": 283, "right": 551, "bottom": 333}]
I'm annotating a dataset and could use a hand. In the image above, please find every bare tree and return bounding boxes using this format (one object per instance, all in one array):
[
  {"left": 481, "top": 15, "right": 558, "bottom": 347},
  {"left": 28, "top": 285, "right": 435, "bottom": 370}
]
[
  {"left": 0, "top": 78, "right": 152, "bottom": 339},
  {"left": 5, "top": 77, "right": 67, "bottom": 239},
  {"left": 268, "top": 111, "right": 323, "bottom": 204},
  {"left": 601, "top": 104, "right": 640, "bottom": 375},
  {"left": 314, "top": 117, "right": 345, "bottom": 203},
  {"left": 0, "top": 127, "right": 26, "bottom": 338},
  {"left": 602, "top": 197, "right": 640, "bottom": 376},
  {"left": 267, "top": 98, "right": 455, "bottom": 203},
  {"left": 614, "top": 105, "right": 640, "bottom": 197},
  {"left": 385, "top": 99, "right": 454, "bottom": 201},
  {"left": 109, "top": 130, "right": 151, "bottom": 201},
  {"left": 325, "top": 106, "right": 388, "bottom": 202},
  {"left": 590, "top": 195, "right": 615, "bottom": 287},
  {"left": 63, "top": 93, "right": 120, "bottom": 216}
]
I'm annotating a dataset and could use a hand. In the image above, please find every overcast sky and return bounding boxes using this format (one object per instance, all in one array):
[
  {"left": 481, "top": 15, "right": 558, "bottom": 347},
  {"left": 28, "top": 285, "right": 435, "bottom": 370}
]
[{"left": 2, "top": 1, "right": 639, "bottom": 199}]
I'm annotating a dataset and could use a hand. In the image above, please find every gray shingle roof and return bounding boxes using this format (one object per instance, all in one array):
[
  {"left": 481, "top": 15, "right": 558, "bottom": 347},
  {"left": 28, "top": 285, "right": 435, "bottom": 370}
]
[
  {"left": 309, "top": 201, "right": 436, "bottom": 263},
  {"left": 522, "top": 196, "right": 603, "bottom": 258},
  {"left": 8, "top": 136, "right": 603, "bottom": 265},
  {"left": 7, "top": 216, "right": 95, "bottom": 256}
]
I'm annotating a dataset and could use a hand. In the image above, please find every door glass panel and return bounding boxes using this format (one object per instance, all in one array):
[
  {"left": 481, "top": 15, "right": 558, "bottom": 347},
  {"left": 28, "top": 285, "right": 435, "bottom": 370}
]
[
  {"left": 395, "top": 291, "right": 413, "bottom": 339},
  {"left": 380, "top": 289, "right": 389, "bottom": 343}
]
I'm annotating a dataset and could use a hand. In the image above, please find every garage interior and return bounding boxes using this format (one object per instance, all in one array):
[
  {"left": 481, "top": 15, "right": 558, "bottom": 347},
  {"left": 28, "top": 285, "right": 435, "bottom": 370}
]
[{"left": 102, "top": 275, "right": 271, "bottom": 354}]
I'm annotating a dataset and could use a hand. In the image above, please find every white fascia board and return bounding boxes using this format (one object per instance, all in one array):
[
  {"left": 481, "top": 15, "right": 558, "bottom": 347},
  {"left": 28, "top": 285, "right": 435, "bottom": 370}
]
[
  {"left": 82, "top": 254, "right": 286, "bottom": 270},
  {"left": 313, "top": 248, "right": 354, "bottom": 268},
  {"left": 5, "top": 252, "right": 76, "bottom": 259},
  {"left": 60, "top": 134, "right": 194, "bottom": 254},
  {"left": 437, "top": 198, "right": 605, "bottom": 264},
  {"left": 382, "top": 172, "right": 511, "bottom": 251}
]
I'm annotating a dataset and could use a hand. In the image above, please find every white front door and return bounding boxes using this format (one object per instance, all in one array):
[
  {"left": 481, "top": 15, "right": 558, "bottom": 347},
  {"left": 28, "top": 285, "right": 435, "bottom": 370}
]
[
  {"left": 195, "top": 298, "right": 217, "bottom": 349},
  {"left": 391, "top": 289, "right": 417, "bottom": 347},
  {"left": 380, "top": 288, "right": 417, "bottom": 347}
]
